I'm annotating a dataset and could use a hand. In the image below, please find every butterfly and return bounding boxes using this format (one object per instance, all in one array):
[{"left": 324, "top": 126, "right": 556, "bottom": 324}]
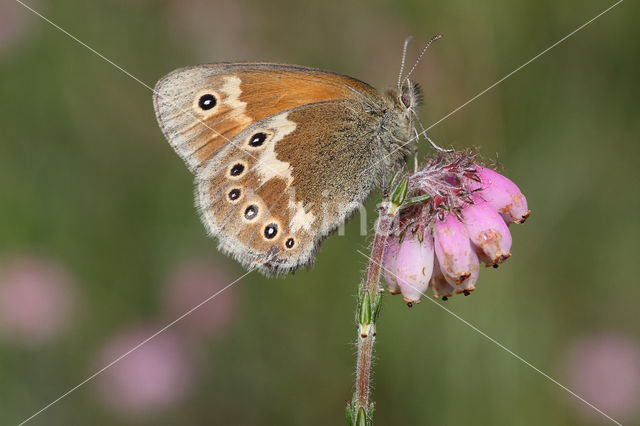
[{"left": 153, "top": 37, "right": 442, "bottom": 275}]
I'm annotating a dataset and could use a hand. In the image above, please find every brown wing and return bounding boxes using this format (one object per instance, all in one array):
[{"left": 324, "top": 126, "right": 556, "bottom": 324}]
[
  {"left": 195, "top": 100, "right": 385, "bottom": 275},
  {"left": 153, "top": 62, "right": 380, "bottom": 173}
]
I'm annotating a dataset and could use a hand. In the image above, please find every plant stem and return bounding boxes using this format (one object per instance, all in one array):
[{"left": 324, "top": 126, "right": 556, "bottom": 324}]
[{"left": 349, "top": 200, "right": 396, "bottom": 425}]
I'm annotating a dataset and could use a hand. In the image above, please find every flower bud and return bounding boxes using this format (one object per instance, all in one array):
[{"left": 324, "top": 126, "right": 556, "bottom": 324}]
[
  {"left": 433, "top": 213, "right": 478, "bottom": 285},
  {"left": 395, "top": 230, "right": 434, "bottom": 304},
  {"left": 467, "top": 166, "right": 530, "bottom": 224},
  {"left": 382, "top": 236, "right": 401, "bottom": 294},
  {"left": 429, "top": 260, "right": 455, "bottom": 299},
  {"left": 462, "top": 199, "right": 512, "bottom": 266}
]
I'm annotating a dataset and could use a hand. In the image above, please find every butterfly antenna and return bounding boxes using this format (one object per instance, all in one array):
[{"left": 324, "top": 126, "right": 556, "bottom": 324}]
[
  {"left": 402, "top": 34, "right": 443, "bottom": 87},
  {"left": 411, "top": 109, "right": 453, "bottom": 152},
  {"left": 397, "top": 36, "right": 413, "bottom": 89}
]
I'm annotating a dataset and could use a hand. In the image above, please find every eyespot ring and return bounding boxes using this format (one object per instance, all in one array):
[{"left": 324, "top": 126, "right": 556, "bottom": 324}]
[
  {"left": 198, "top": 94, "right": 217, "bottom": 110},
  {"left": 227, "top": 186, "right": 243, "bottom": 204},
  {"left": 263, "top": 223, "right": 279, "bottom": 240},
  {"left": 246, "top": 131, "right": 273, "bottom": 149},
  {"left": 227, "top": 160, "right": 248, "bottom": 179},
  {"left": 192, "top": 89, "right": 221, "bottom": 115},
  {"left": 260, "top": 219, "right": 282, "bottom": 242},
  {"left": 243, "top": 204, "right": 259, "bottom": 221},
  {"left": 284, "top": 236, "right": 295, "bottom": 250}
]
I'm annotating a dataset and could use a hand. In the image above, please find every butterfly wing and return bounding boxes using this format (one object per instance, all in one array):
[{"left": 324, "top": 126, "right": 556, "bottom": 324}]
[
  {"left": 153, "top": 63, "right": 380, "bottom": 173},
  {"left": 154, "top": 63, "right": 389, "bottom": 275}
]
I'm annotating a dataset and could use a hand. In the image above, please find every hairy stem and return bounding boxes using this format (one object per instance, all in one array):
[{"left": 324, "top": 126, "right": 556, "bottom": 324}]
[{"left": 349, "top": 200, "right": 396, "bottom": 425}]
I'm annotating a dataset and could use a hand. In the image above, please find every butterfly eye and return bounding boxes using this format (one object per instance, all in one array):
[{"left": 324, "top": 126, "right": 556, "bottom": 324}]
[
  {"left": 244, "top": 205, "right": 258, "bottom": 220},
  {"left": 248, "top": 132, "right": 267, "bottom": 147},
  {"left": 285, "top": 237, "right": 295, "bottom": 249},
  {"left": 198, "top": 94, "right": 217, "bottom": 110},
  {"left": 401, "top": 93, "right": 411, "bottom": 108},
  {"left": 229, "top": 163, "right": 245, "bottom": 177},
  {"left": 264, "top": 223, "right": 278, "bottom": 239}
]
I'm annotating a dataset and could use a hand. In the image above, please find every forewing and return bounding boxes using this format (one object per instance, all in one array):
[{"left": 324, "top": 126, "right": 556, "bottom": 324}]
[{"left": 153, "top": 63, "right": 379, "bottom": 173}]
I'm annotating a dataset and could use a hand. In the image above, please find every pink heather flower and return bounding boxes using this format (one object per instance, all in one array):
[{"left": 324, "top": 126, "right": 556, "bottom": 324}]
[
  {"left": 93, "top": 326, "right": 195, "bottom": 417},
  {"left": 395, "top": 230, "right": 434, "bottom": 304},
  {"left": 466, "top": 166, "right": 530, "bottom": 224},
  {"left": 429, "top": 260, "right": 455, "bottom": 300},
  {"left": 433, "top": 212, "right": 480, "bottom": 285},
  {"left": 462, "top": 198, "right": 512, "bottom": 266},
  {"left": 563, "top": 333, "right": 640, "bottom": 422},
  {"left": 450, "top": 261, "right": 479, "bottom": 295},
  {"left": 382, "top": 236, "right": 401, "bottom": 294},
  {"left": 384, "top": 150, "right": 529, "bottom": 302},
  {"left": 162, "top": 259, "right": 236, "bottom": 339},
  {"left": 0, "top": 255, "right": 76, "bottom": 346}
]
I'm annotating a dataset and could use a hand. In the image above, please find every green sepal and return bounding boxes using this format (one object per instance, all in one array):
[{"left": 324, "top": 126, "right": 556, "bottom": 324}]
[
  {"left": 391, "top": 176, "right": 409, "bottom": 208},
  {"left": 388, "top": 170, "right": 403, "bottom": 192},
  {"left": 346, "top": 393, "right": 358, "bottom": 426},
  {"left": 346, "top": 404, "right": 354, "bottom": 426},
  {"left": 372, "top": 289, "right": 383, "bottom": 321},
  {"left": 358, "top": 291, "right": 372, "bottom": 337},
  {"left": 404, "top": 194, "right": 431, "bottom": 206},
  {"left": 356, "top": 407, "right": 367, "bottom": 426}
]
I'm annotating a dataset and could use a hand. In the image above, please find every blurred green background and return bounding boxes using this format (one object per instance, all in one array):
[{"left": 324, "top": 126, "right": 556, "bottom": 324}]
[{"left": 1, "top": 0, "right": 639, "bottom": 425}]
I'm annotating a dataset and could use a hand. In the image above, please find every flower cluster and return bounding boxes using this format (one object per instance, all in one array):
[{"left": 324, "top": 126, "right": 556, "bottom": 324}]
[{"left": 383, "top": 152, "right": 529, "bottom": 305}]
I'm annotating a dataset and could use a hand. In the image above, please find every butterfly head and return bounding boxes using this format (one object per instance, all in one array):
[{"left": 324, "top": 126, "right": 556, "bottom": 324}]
[
  {"left": 378, "top": 78, "right": 423, "bottom": 161},
  {"left": 377, "top": 34, "right": 442, "bottom": 160}
]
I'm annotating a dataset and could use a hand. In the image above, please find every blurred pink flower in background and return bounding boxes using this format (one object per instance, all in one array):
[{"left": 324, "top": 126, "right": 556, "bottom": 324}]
[
  {"left": 162, "top": 259, "right": 236, "bottom": 339},
  {"left": 563, "top": 333, "right": 640, "bottom": 422},
  {"left": 93, "top": 326, "right": 194, "bottom": 417},
  {"left": 0, "top": 0, "right": 38, "bottom": 54},
  {"left": 0, "top": 254, "right": 77, "bottom": 346}
]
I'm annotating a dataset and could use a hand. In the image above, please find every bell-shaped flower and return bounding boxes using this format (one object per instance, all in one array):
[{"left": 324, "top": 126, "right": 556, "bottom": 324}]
[
  {"left": 433, "top": 213, "right": 479, "bottom": 285},
  {"left": 466, "top": 166, "right": 530, "bottom": 224},
  {"left": 429, "top": 260, "right": 455, "bottom": 299},
  {"left": 462, "top": 198, "right": 512, "bottom": 266},
  {"left": 395, "top": 230, "right": 434, "bottom": 304},
  {"left": 447, "top": 253, "right": 480, "bottom": 295}
]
